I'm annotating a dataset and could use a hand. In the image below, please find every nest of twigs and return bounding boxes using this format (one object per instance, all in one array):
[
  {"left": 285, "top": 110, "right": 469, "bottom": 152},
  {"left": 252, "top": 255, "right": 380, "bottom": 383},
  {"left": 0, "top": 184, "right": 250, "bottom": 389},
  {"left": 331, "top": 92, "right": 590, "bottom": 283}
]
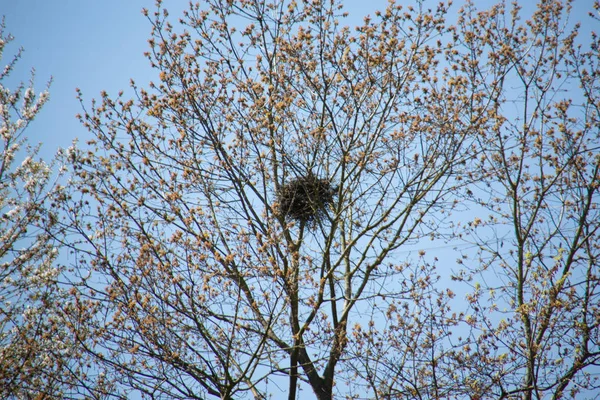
[{"left": 276, "top": 172, "right": 336, "bottom": 226}]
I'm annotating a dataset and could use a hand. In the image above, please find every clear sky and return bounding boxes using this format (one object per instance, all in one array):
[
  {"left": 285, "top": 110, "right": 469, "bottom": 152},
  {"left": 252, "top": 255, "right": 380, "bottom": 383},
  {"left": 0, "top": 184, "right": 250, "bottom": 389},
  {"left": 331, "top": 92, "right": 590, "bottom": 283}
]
[
  {"left": 2, "top": 0, "right": 593, "bottom": 162},
  {"left": 3, "top": 0, "right": 157, "bottom": 158},
  {"left": 1, "top": 0, "right": 387, "bottom": 160}
]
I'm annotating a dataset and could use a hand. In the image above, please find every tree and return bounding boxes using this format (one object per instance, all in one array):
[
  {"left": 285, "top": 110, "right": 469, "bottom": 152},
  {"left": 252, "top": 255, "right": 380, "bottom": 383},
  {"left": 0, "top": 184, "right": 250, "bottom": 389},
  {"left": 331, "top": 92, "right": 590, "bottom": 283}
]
[
  {"left": 57, "top": 0, "right": 600, "bottom": 399},
  {"left": 0, "top": 21, "right": 67, "bottom": 398},
  {"left": 445, "top": 1, "right": 600, "bottom": 398},
  {"left": 0, "top": 21, "right": 116, "bottom": 400}
]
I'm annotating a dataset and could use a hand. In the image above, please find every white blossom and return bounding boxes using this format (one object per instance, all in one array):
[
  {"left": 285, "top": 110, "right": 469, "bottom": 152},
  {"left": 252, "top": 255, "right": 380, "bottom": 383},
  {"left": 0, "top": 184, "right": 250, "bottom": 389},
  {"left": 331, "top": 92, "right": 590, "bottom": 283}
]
[
  {"left": 14, "top": 118, "right": 25, "bottom": 130},
  {"left": 3, "top": 206, "right": 21, "bottom": 219}
]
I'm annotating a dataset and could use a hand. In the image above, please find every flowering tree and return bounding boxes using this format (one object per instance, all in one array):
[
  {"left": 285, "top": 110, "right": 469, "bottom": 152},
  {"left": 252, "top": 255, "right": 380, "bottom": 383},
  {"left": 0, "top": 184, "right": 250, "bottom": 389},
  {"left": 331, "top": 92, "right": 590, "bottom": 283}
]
[
  {"left": 0, "top": 22, "right": 67, "bottom": 397},
  {"left": 0, "top": 21, "right": 116, "bottom": 399},
  {"left": 57, "top": 0, "right": 600, "bottom": 399}
]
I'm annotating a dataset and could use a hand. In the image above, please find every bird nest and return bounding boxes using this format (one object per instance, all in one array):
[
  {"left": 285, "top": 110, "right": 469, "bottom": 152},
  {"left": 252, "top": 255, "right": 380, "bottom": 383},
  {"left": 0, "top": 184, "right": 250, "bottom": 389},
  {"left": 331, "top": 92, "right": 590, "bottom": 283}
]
[{"left": 276, "top": 173, "right": 336, "bottom": 227}]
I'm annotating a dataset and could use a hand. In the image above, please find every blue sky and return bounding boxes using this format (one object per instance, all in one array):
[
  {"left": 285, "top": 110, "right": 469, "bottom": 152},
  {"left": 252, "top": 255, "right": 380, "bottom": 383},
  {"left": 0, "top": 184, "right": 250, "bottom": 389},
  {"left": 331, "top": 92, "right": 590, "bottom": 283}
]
[
  {"left": 3, "top": 0, "right": 593, "bottom": 161},
  {"left": 3, "top": 0, "right": 156, "bottom": 157},
  {"left": 2, "top": 0, "right": 388, "bottom": 159}
]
